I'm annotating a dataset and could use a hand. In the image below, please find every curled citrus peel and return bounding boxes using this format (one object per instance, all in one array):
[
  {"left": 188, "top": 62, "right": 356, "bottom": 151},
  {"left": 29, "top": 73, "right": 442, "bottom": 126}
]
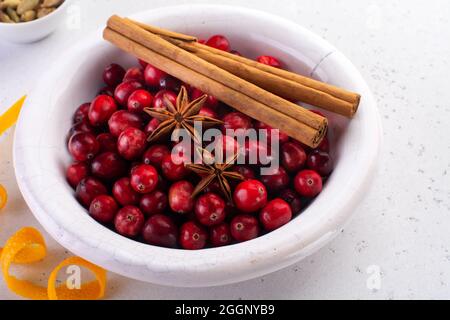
[
  {"left": 0, "top": 184, "right": 7, "bottom": 210},
  {"left": 0, "top": 95, "right": 26, "bottom": 136},
  {"left": 0, "top": 227, "right": 106, "bottom": 300}
]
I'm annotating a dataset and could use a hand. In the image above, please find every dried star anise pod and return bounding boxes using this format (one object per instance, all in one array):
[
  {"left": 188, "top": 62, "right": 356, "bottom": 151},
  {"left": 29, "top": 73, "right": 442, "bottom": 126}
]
[
  {"left": 144, "top": 86, "right": 223, "bottom": 143},
  {"left": 185, "top": 149, "right": 244, "bottom": 202}
]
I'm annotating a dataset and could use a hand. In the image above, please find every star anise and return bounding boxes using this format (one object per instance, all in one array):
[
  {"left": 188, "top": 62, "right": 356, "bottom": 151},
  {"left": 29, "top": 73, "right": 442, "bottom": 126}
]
[
  {"left": 144, "top": 86, "right": 223, "bottom": 143},
  {"left": 185, "top": 149, "right": 244, "bottom": 202}
]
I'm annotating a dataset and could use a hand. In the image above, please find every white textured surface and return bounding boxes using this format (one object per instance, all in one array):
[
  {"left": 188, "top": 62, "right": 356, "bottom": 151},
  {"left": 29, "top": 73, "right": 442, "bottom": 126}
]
[{"left": 0, "top": 0, "right": 449, "bottom": 299}]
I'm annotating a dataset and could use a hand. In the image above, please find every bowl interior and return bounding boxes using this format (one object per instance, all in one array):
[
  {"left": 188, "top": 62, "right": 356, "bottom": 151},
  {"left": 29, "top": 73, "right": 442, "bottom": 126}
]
[{"left": 14, "top": 5, "right": 380, "bottom": 287}]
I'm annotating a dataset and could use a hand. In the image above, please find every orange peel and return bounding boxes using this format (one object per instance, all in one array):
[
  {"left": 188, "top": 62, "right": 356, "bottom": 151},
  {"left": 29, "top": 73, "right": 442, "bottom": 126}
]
[
  {"left": 0, "top": 95, "right": 26, "bottom": 136},
  {"left": 0, "top": 184, "right": 7, "bottom": 210},
  {"left": 0, "top": 227, "right": 106, "bottom": 300}
]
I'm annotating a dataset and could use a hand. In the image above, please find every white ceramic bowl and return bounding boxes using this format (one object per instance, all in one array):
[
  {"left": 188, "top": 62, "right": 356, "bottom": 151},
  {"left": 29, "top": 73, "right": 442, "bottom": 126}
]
[
  {"left": 0, "top": 0, "right": 71, "bottom": 43},
  {"left": 14, "top": 5, "right": 381, "bottom": 287}
]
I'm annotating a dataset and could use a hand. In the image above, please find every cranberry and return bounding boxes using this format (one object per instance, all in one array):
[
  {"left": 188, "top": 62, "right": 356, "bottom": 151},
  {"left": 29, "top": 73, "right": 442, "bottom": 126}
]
[
  {"left": 130, "top": 164, "right": 158, "bottom": 194},
  {"left": 89, "top": 95, "right": 118, "bottom": 126},
  {"left": 108, "top": 110, "right": 143, "bottom": 137},
  {"left": 281, "top": 141, "right": 307, "bottom": 172},
  {"left": 117, "top": 127, "right": 147, "bottom": 160},
  {"left": 307, "top": 150, "right": 333, "bottom": 176},
  {"left": 161, "top": 154, "right": 189, "bottom": 181},
  {"left": 260, "top": 199, "right": 292, "bottom": 231},
  {"left": 89, "top": 195, "right": 118, "bottom": 224},
  {"left": 152, "top": 90, "right": 177, "bottom": 109},
  {"left": 316, "top": 136, "right": 330, "bottom": 153},
  {"left": 230, "top": 215, "right": 259, "bottom": 242},
  {"left": 213, "top": 135, "right": 239, "bottom": 161},
  {"left": 144, "top": 63, "right": 167, "bottom": 88},
  {"left": 144, "top": 118, "right": 160, "bottom": 135},
  {"left": 138, "top": 59, "right": 148, "bottom": 68},
  {"left": 168, "top": 181, "right": 195, "bottom": 214},
  {"left": 294, "top": 170, "right": 323, "bottom": 197},
  {"left": 140, "top": 190, "right": 168, "bottom": 216},
  {"left": 195, "top": 193, "right": 226, "bottom": 226},
  {"left": 203, "top": 181, "right": 222, "bottom": 195},
  {"left": 159, "top": 75, "right": 181, "bottom": 92},
  {"left": 233, "top": 179, "right": 268, "bottom": 213},
  {"left": 69, "top": 121, "right": 94, "bottom": 138},
  {"left": 103, "top": 63, "right": 125, "bottom": 87},
  {"left": 143, "top": 144, "right": 170, "bottom": 168},
  {"left": 232, "top": 165, "right": 255, "bottom": 180},
  {"left": 260, "top": 167, "right": 289, "bottom": 193},
  {"left": 123, "top": 67, "right": 144, "bottom": 83},
  {"left": 191, "top": 88, "right": 219, "bottom": 109},
  {"left": 243, "top": 139, "right": 269, "bottom": 165},
  {"left": 75, "top": 177, "right": 107, "bottom": 208},
  {"left": 206, "top": 35, "right": 230, "bottom": 52},
  {"left": 127, "top": 89, "right": 153, "bottom": 114},
  {"left": 257, "top": 55, "right": 282, "bottom": 68},
  {"left": 73, "top": 103, "right": 90, "bottom": 124},
  {"left": 68, "top": 132, "right": 100, "bottom": 162},
  {"left": 66, "top": 162, "right": 89, "bottom": 188},
  {"left": 279, "top": 189, "right": 302, "bottom": 214},
  {"left": 96, "top": 133, "right": 117, "bottom": 153},
  {"left": 199, "top": 107, "right": 217, "bottom": 119},
  {"left": 114, "top": 80, "right": 143, "bottom": 106},
  {"left": 113, "top": 177, "right": 140, "bottom": 206},
  {"left": 114, "top": 206, "right": 145, "bottom": 237},
  {"left": 210, "top": 223, "right": 232, "bottom": 247},
  {"left": 97, "top": 86, "right": 115, "bottom": 97},
  {"left": 180, "top": 221, "right": 208, "bottom": 250},
  {"left": 255, "top": 121, "right": 289, "bottom": 145},
  {"left": 91, "top": 152, "right": 127, "bottom": 180},
  {"left": 142, "top": 214, "right": 178, "bottom": 248},
  {"left": 222, "top": 112, "right": 253, "bottom": 134}
]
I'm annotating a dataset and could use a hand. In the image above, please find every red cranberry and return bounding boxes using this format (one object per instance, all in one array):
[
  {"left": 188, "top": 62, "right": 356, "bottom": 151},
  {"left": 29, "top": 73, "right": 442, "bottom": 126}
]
[
  {"left": 113, "top": 177, "right": 140, "bottom": 206},
  {"left": 191, "top": 88, "right": 219, "bottom": 109},
  {"left": 108, "top": 110, "right": 143, "bottom": 137},
  {"left": 73, "top": 103, "right": 90, "bottom": 124},
  {"left": 222, "top": 112, "right": 253, "bottom": 134},
  {"left": 169, "top": 181, "right": 195, "bottom": 214},
  {"left": 307, "top": 150, "right": 333, "bottom": 176},
  {"left": 210, "top": 223, "right": 232, "bottom": 247},
  {"left": 96, "top": 133, "right": 117, "bottom": 153},
  {"left": 91, "top": 152, "right": 127, "bottom": 180},
  {"left": 143, "top": 144, "right": 170, "bottom": 168},
  {"left": 255, "top": 121, "right": 289, "bottom": 145},
  {"left": 199, "top": 107, "right": 217, "bottom": 119},
  {"left": 316, "top": 136, "right": 330, "bottom": 153},
  {"left": 69, "top": 121, "right": 94, "bottom": 138},
  {"left": 140, "top": 190, "right": 168, "bottom": 216},
  {"left": 103, "top": 63, "right": 125, "bottom": 87},
  {"left": 281, "top": 141, "right": 307, "bottom": 172},
  {"left": 294, "top": 170, "right": 323, "bottom": 197},
  {"left": 279, "top": 189, "right": 302, "bottom": 214},
  {"left": 257, "top": 55, "right": 282, "bottom": 68},
  {"left": 68, "top": 132, "right": 100, "bottom": 162},
  {"left": 114, "top": 80, "right": 143, "bottom": 106},
  {"left": 159, "top": 75, "right": 181, "bottom": 92},
  {"left": 75, "top": 177, "right": 107, "bottom": 208},
  {"left": 66, "top": 162, "right": 89, "bottom": 188},
  {"left": 213, "top": 135, "right": 239, "bottom": 160},
  {"left": 260, "top": 199, "right": 292, "bottom": 231},
  {"left": 127, "top": 89, "right": 153, "bottom": 114},
  {"left": 243, "top": 139, "right": 269, "bottom": 165},
  {"left": 161, "top": 154, "right": 189, "bottom": 181},
  {"left": 232, "top": 165, "right": 255, "bottom": 180},
  {"left": 89, "top": 195, "right": 118, "bottom": 224},
  {"left": 123, "top": 67, "right": 144, "bottom": 83},
  {"left": 180, "top": 221, "right": 208, "bottom": 250},
  {"left": 152, "top": 90, "right": 177, "bottom": 109},
  {"left": 233, "top": 179, "right": 268, "bottom": 213},
  {"left": 97, "top": 86, "right": 115, "bottom": 97},
  {"left": 206, "top": 35, "right": 230, "bottom": 52},
  {"left": 144, "top": 63, "right": 167, "bottom": 88},
  {"left": 195, "top": 193, "right": 226, "bottom": 227},
  {"left": 145, "top": 118, "right": 160, "bottom": 135},
  {"left": 114, "top": 206, "right": 145, "bottom": 237},
  {"left": 203, "top": 180, "right": 222, "bottom": 195},
  {"left": 130, "top": 164, "right": 158, "bottom": 194},
  {"left": 89, "top": 95, "right": 118, "bottom": 127},
  {"left": 138, "top": 59, "right": 148, "bottom": 68},
  {"left": 260, "top": 167, "right": 289, "bottom": 193},
  {"left": 142, "top": 214, "right": 178, "bottom": 248},
  {"left": 117, "top": 127, "right": 147, "bottom": 160},
  {"left": 230, "top": 215, "right": 259, "bottom": 242}
]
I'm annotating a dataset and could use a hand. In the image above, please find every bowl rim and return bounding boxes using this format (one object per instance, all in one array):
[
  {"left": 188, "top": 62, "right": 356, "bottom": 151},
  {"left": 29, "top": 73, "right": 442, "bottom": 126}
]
[{"left": 13, "top": 4, "right": 382, "bottom": 287}]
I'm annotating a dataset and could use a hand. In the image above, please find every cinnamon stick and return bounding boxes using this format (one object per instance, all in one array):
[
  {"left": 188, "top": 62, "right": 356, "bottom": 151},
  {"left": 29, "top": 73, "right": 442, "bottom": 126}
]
[
  {"left": 103, "top": 27, "right": 326, "bottom": 148},
  {"left": 106, "top": 16, "right": 327, "bottom": 133}
]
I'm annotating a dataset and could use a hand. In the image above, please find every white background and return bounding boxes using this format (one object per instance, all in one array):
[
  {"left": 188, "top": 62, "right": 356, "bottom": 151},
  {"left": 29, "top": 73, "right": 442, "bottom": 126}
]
[{"left": 1, "top": 0, "right": 450, "bottom": 299}]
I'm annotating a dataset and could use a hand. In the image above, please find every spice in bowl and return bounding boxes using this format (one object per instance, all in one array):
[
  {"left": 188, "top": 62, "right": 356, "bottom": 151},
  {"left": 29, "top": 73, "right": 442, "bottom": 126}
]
[{"left": 0, "top": 0, "right": 64, "bottom": 23}]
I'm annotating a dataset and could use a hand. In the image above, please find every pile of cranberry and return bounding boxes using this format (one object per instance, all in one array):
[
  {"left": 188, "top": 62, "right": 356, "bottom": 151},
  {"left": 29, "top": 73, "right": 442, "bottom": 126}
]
[{"left": 66, "top": 34, "right": 333, "bottom": 250}]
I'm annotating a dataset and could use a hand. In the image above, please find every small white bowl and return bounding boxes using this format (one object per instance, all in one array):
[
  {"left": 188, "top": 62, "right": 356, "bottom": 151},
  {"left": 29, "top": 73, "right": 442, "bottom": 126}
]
[
  {"left": 0, "top": 0, "right": 71, "bottom": 43},
  {"left": 14, "top": 5, "right": 382, "bottom": 287}
]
